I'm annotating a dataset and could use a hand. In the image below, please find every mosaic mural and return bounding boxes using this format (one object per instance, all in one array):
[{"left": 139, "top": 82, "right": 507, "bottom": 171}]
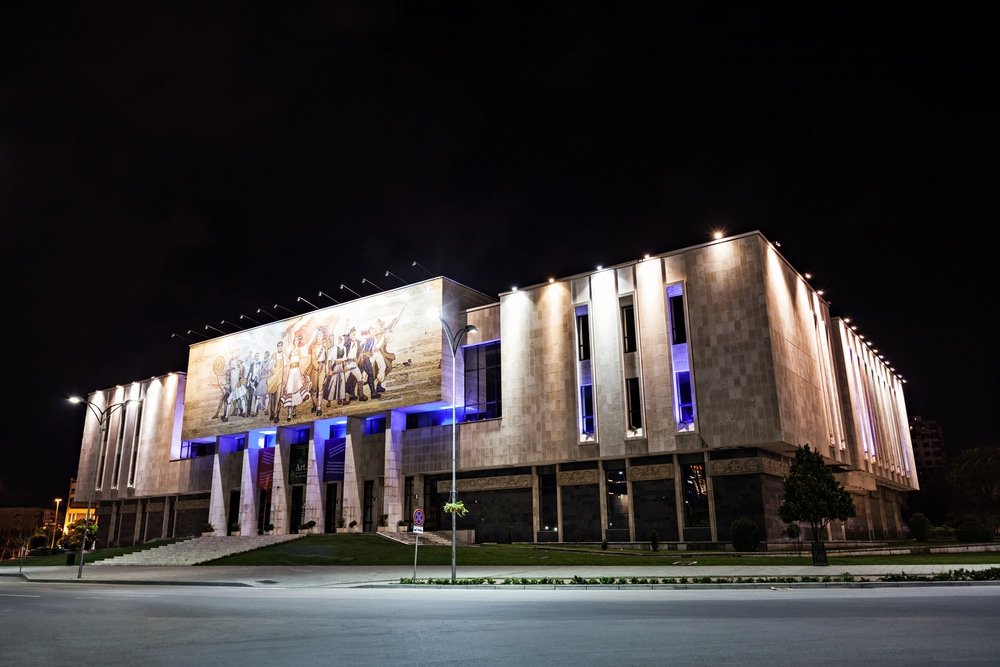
[{"left": 181, "top": 280, "right": 445, "bottom": 439}]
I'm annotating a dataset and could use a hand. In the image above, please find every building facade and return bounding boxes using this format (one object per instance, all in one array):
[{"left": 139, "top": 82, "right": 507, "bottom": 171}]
[{"left": 74, "top": 232, "right": 918, "bottom": 548}]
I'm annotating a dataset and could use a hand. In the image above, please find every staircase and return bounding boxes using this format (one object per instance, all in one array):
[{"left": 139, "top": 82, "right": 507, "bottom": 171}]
[
  {"left": 377, "top": 531, "right": 454, "bottom": 547},
  {"left": 93, "top": 534, "right": 305, "bottom": 566}
]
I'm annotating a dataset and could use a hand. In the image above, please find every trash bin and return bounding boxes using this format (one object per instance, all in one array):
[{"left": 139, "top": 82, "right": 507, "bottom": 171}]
[{"left": 66, "top": 552, "right": 75, "bottom": 566}]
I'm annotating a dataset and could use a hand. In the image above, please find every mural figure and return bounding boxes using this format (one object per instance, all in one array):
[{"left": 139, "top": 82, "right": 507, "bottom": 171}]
[
  {"left": 266, "top": 340, "right": 286, "bottom": 423},
  {"left": 253, "top": 351, "right": 272, "bottom": 417},
  {"left": 309, "top": 327, "right": 328, "bottom": 416},
  {"left": 225, "top": 354, "right": 249, "bottom": 419}
]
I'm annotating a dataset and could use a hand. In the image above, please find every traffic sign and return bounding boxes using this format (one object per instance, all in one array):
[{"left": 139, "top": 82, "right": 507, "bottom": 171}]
[
  {"left": 412, "top": 508, "right": 425, "bottom": 526},
  {"left": 413, "top": 525, "right": 424, "bottom": 534}
]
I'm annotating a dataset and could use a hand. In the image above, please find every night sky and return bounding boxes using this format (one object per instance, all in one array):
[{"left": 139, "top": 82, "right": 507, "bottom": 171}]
[{"left": 2, "top": 4, "right": 996, "bottom": 508}]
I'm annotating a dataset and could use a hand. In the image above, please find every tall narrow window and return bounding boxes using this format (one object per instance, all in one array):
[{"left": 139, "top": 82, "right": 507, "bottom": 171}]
[
  {"left": 576, "top": 307, "right": 591, "bottom": 361},
  {"left": 111, "top": 406, "right": 128, "bottom": 488},
  {"left": 621, "top": 304, "right": 637, "bottom": 353},
  {"left": 127, "top": 400, "right": 144, "bottom": 486},
  {"left": 580, "top": 385, "right": 595, "bottom": 435},
  {"left": 95, "top": 416, "right": 111, "bottom": 490},
  {"left": 669, "top": 293, "right": 687, "bottom": 345},
  {"left": 575, "top": 304, "right": 595, "bottom": 442},
  {"left": 626, "top": 377, "right": 643, "bottom": 431},
  {"left": 667, "top": 284, "right": 696, "bottom": 431},
  {"left": 463, "top": 340, "right": 502, "bottom": 421}
]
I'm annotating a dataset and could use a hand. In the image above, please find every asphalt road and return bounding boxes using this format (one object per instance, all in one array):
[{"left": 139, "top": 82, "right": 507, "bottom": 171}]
[{"left": 2, "top": 580, "right": 998, "bottom": 666}]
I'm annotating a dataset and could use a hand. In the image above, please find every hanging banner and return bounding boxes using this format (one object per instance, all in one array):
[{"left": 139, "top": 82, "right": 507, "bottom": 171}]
[
  {"left": 323, "top": 438, "right": 346, "bottom": 482},
  {"left": 258, "top": 448, "right": 275, "bottom": 490},
  {"left": 289, "top": 444, "right": 309, "bottom": 485}
]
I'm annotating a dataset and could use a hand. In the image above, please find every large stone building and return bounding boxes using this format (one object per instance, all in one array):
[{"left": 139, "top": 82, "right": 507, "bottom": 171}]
[{"left": 73, "top": 231, "right": 918, "bottom": 549}]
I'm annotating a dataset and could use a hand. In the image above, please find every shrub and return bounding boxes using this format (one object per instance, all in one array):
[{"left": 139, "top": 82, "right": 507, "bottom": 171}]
[
  {"left": 649, "top": 530, "right": 659, "bottom": 552},
  {"left": 299, "top": 520, "right": 316, "bottom": 530},
  {"left": 908, "top": 513, "right": 931, "bottom": 541},
  {"left": 956, "top": 515, "right": 994, "bottom": 543},
  {"left": 731, "top": 517, "right": 762, "bottom": 552},
  {"left": 601, "top": 539, "right": 608, "bottom": 550},
  {"left": 349, "top": 520, "right": 358, "bottom": 528},
  {"left": 785, "top": 523, "right": 801, "bottom": 539},
  {"left": 929, "top": 525, "right": 954, "bottom": 541},
  {"left": 202, "top": 523, "right": 215, "bottom": 533}
]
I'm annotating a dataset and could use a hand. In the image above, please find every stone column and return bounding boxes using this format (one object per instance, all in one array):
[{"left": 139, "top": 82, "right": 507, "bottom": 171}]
[
  {"left": 303, "top": 433, "right": 324, "bottom": 533},
  {"left": 341, "top": 416, "right": 364, "bottom": 531},
  {"left": 382, "top": 410, "right": 405, "bottom": 528},
  {"left": 270, "top": 444, "right": 289, "bottom": 534},
  {"left": 239, "top": 448, "right": 259, "bottom": 536},
  {"left": 208, "top": 453, "right": 227, "bottom": 536},
  {"left": 531, "top": 466, "right": 540, "bottom": 543}
]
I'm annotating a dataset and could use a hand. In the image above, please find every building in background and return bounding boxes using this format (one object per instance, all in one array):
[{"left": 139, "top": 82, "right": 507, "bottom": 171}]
[
  {"left": 72, "top": 232, "right": 918, "bottom": 548},
  {"left": 909, "top": 417, "right": 947, "bottom": 476}
]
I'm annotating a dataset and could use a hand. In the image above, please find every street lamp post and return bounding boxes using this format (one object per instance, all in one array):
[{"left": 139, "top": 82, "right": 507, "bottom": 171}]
[
  {"left": 439, "top": 317, "right": 477, "bottom": 582},
  {"left": 69, "top": 396, "right": 137, "bottom": 579},
  {"left": 50, "top": 497, "right": 62, "bottom": 550}
]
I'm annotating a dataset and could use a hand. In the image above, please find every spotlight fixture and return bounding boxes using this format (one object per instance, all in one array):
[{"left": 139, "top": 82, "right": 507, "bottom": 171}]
[
  {"left": 256, "top": 308, "right": 277, "bottom": 321},
  {"left": 340, "top": 283, "right": 362, "bottom": 298},
  {"left": 385, "top": 270, "right": 406, "bottom": 285},
  {"left": 186, "top": 329, "right": 208, "bottom": 339},
  {"left": 274, "top": 303, "right": 296, "bottom": 315},
  {"left": 774, "top": 241, "right": 781, "bottom": 248},
  {"left": 843, "top": 317, "right": 851, "bottom": 323},
  {"left": 297, "top": 296, "right": 318, "bottom": 309},
  {"left": 804, "top": 272, "right": 813, "bottom": 280},
  {"left": 511, "top": 286, "right": 518, "bottom": 292},
  {"left": 171, "top": 333, "right": 194, "bottom": 343},
  {"left": 239, "top": 314, "right": 261, "bottom": 325},
  {"left": 817, "top": 289, "right": 825, "bottom": 296},
  {"left": 220, "top": 319, "right": 243, "bottom": 331},
  {"left": 548, "top": 278, "right": 555, "bottom": 283},
  {"left": 361, "top": 278, "right": 383, "bottom": 291},
  {"left": 318, "top": 291, "right": 339, "bottom": 303},
  {"left": 205, "top": 324, "right": 226, "bottom": 335},
  {"left": 411, "top": 261, "right": 432, "bottom": 277},
  {"left": 712, "top": 230, "right": 724, "bottom": 240}
]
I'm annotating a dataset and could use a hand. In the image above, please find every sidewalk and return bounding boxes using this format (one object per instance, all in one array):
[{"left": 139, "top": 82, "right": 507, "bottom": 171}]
[{"left": 4, "top": 563, "right": 998, "bottom": 588}]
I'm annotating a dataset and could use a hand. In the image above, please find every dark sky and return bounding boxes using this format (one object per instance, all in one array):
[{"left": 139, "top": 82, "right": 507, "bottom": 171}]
[{"left": 2, "top": 3, "right": 996, "bottom": 508}]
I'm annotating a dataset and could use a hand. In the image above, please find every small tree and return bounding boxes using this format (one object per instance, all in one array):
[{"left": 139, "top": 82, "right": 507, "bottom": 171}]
[
  {"left": 62, "top": 518, "right": 98, "bottom": 552},
  {"left": 778, "top": 444, "right": 855, "bottom": 565},
  {"left": 908, "top": 513, "right": 931, "bottom": 542}
]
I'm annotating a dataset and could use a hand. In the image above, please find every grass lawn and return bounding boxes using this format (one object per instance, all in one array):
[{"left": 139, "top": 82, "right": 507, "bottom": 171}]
[{"left": 203, "top": 535, "right": 1000, "bottom": 567}]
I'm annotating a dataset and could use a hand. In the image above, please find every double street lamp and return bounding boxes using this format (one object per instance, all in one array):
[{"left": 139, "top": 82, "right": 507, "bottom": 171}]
[
  {"left": 439, "top": 317, "right": 477, "bottom": 582},
  {"left": 69, "top": 396, "right": 139, "bottom": 579}
]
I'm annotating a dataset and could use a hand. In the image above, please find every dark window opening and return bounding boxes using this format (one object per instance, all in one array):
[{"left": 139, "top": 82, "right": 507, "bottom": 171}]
[
  {"left": 577, "top": 312, "right": 591, "bottom": 361},
  {"left": 463, "top": 341, "right": 502, "bottom": 421},
  {"left": 669, "top": 294, "right": 687, "bottom": 345},
  {"left": 626, "top": 377, "right": 643, "bottom": 431},
  {"left": 621, "top": 304, "right": 637, "bottom": 353}
]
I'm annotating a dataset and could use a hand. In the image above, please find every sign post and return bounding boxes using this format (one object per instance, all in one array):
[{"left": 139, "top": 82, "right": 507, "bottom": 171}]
[{"left": 411, "top": 508, "right": 425, "bottom": 580}]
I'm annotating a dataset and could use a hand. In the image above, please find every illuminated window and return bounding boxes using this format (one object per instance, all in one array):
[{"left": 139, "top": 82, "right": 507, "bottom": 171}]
[
  {"left": 576, "top": 304, "right": 596, "bottom": 441},
  {"left": 178, "top": 441, "right": 217, "bottom": 460},
  {"left": 126, "top": 400, "right": 144, "bottom": 487},
  {"left": 682, "top": 462, "right": 709, "bottom": 528},
  {"left": 576, "top": 307, "right": 591, "bottom": 361},
  {"left": 111, "top": 407, "right": 128, "bottom": 489},
  {"left": 580, "top": 385, "right": 596, "bottom": 435},
  {"left": 463, "top": 341, "right": 502, "bottom": 421},
  {"left": 667, "top": 284, "right": 696, "bottom": 431}
]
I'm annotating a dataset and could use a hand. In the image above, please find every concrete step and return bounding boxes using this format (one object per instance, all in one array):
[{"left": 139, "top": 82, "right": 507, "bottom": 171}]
[{"left": 93, "top": 534, "right": 304, "bottom": 566}]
